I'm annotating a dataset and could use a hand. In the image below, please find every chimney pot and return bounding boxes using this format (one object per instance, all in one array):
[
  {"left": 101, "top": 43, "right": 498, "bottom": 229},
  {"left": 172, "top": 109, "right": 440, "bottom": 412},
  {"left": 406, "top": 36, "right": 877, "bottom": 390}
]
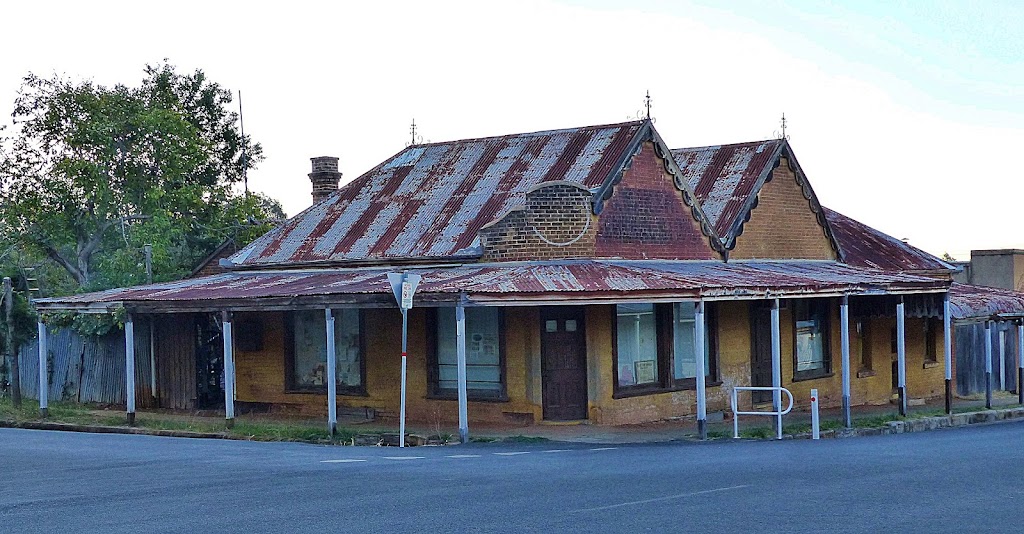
[{"left": 309, "top": 156, "right": 342, "bottom": 203}]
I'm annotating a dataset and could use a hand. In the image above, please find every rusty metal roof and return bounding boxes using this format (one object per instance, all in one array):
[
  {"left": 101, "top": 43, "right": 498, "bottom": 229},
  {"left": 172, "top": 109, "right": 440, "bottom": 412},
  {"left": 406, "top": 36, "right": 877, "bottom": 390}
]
[
  {"left": 670, "top": 140, "right": 784, "bottom": 241},
  {"left": 949, "top": 282, "right": 1024, "bottom": 321},
  {"left": 37, "top": 260, "right": 946, "bottom": 312},
  {"left": 823, "top": 207, "right": 954, "bottom": 272},
  {"left": 231, "top": 121, "right": 647, "bottom": 268}
]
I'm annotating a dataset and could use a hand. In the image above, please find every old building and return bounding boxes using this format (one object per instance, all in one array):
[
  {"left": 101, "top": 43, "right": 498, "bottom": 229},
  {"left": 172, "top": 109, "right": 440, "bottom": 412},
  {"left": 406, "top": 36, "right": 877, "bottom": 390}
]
[{"left": 38, "top": 119, "right": 1020, "bottom": 436}]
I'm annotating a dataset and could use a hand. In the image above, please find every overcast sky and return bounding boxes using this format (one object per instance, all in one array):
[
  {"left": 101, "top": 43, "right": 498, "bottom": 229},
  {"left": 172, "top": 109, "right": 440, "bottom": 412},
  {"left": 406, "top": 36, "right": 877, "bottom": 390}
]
[{"left": 3, "top": 0, "right": 1022, "bottom": 259}]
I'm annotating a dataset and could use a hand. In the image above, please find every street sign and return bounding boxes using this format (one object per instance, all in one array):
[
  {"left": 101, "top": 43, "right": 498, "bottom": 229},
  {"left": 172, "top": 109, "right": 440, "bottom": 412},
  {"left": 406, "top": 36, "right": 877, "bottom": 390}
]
[{"left": 388, "top": 272, "right": 422, "bottom": 310}]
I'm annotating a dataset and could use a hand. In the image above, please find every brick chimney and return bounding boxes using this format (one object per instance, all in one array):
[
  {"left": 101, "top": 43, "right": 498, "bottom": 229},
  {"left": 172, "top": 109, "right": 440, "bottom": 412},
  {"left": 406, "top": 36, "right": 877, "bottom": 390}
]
[{"left": 309, "top": 156, "right": 342, "bottom": 202}]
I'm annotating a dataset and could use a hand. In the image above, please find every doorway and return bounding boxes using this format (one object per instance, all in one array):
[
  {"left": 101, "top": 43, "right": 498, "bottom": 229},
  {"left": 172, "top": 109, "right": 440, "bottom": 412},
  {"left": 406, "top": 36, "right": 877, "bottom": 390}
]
[
  {"left": 750, "top": 302, "right": 774, "bottom": 404},
  {"left": 541, "top": 306, "right": 588, "bottom": 421}
]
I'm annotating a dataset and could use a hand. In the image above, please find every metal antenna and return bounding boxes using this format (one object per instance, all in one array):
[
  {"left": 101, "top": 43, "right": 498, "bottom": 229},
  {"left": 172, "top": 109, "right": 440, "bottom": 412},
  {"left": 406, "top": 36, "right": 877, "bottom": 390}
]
[{"left": 239, "top": 90, "right": 248, "bottom": 195}]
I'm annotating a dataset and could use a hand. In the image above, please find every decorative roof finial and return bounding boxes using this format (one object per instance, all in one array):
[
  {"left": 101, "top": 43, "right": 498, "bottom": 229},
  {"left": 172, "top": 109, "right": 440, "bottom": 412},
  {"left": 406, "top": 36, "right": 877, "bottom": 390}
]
[
  {"left": 644, "top": 90, "right": 652, "bottom": 121},
  {"left": 629, "top": 91, "right": 655, "bottom": 123},
  {"left": 408, "top": 119, "right": 424, "bottom": 147},
  {"left": 775, "top": 112, "right": 791, "bottom": 141}
]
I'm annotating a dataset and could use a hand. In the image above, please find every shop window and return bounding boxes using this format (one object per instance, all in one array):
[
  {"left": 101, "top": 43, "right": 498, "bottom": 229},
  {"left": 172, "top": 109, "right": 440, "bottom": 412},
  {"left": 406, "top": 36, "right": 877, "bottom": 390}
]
[
  {"left": 793, "top": 299, "right": 831, "bottom": 380},
  {"left": 286, "top": 309, "right": 364, "bottom": 394},
  {"left": 430, "top": 308, "right": 505, "bottom": 400},
  {"left": 614, "top": 303, "right": 718, "bottom": 395},
  {"left": 924, "top": 318, "right": 938, "bottom": 363},
  {"left": 672, "top": 303, "right": 716, "bottom": 383}
]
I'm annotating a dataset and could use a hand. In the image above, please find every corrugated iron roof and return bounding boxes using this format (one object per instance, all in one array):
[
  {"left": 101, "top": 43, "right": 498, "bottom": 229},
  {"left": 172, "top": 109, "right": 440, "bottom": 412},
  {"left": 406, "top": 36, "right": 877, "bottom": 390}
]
[
  {"left": 232, "top": 121, "right": 647, "bottom": 267},
  {"left": 949, "top": 282, "right": 1024, "bottom": 321},
  {"left": 36, "top": 260, "right": 946, "bottom": 312},
  {"left": 823, "top": 207, "right": 954, "bottom": 272},
  {"left": 670, "top": 140, "right": 784, "bottom": 240}
]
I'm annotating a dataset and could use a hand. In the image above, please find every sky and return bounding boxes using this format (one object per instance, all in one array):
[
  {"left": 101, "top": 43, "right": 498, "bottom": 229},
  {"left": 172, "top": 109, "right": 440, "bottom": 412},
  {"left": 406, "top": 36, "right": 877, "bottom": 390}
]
[{"left": 2, "top": 0, "right": 1022, "bottom": 260}]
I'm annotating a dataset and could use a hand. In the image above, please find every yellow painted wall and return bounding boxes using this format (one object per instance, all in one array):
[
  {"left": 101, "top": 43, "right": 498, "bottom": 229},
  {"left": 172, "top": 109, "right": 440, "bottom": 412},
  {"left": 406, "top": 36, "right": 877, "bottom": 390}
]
[{"left": 231, "top": 301, "right": 946, "bottom": 427}]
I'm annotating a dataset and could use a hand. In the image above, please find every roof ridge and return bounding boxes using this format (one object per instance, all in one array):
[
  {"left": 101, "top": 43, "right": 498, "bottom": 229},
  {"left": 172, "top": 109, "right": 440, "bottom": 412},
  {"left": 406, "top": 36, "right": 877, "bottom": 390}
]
[
  {"left": 670, "top": 138, "right": 784, "bottom": 152},
  {"left": 407, "top": 120, "right": 645, "bottom": 148}
]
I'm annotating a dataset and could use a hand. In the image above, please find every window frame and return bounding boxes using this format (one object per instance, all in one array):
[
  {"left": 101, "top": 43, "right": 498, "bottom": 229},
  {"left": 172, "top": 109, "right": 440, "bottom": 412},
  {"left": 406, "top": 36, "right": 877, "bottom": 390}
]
[
  {"left": 791, "top": 299, "right": 833, "bottom": 382},
  {"left": 283, "top": 309, "right": 368, "bottom": 396},
  {"left": 425, "top": 307, "right": 508, "bottom": 402},
  {"left": 923, "top": 317, "right": 939, "bottom": 365},
  {"left": 612, "top": 302, "right": 720, "bottom": 398},
  {"left": 856, "top": 317, "right": 876, "bottom": 378}
]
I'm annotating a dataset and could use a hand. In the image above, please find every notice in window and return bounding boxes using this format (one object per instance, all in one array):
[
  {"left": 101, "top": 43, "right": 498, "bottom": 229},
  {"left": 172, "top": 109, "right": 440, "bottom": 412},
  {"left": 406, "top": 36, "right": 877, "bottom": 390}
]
[{"left": 634, "top": 360, "right": 657, "bottom": 384}]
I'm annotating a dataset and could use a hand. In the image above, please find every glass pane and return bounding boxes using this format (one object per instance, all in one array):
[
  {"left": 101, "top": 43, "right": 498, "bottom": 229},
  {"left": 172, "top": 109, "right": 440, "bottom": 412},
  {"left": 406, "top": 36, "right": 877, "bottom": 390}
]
[
  {"left": 565, "top": 320, "right": 577, "bottom": 332},
  {"left": 616, "top": 304, "right": 658, "bottom": 386},
  {"left": 545, "top": 320, "right": 558, "bottom": 332},
  {"left": 437, "top": 308, "right": 502, "bottom": 393},
  {"left": 334, "top": 309, "right": 361, "bottom": 387},
  {"left": 796, "top": 302, "right": 825, "bottom": 372},
  {"left": 293, "top": 310, "right": 362, "bottom": 389},
  {"left": 672, "top": 303, "right": 711, "bottom": 380}
]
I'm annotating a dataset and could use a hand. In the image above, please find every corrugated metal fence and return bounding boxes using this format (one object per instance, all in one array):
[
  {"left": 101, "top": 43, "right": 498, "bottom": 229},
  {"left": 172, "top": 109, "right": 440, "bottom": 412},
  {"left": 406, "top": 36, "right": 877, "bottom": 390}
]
[
  {"left": 11, "top": 323, "right": 152, "bottom": 406},
  {"left": 955, "top": 322, "right": 1019, "bottom": 396}
]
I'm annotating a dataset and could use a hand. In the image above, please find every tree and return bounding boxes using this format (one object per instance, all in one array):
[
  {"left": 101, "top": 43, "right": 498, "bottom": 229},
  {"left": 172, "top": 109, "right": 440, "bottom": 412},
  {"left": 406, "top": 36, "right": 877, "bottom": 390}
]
[{"left": 0, "top": 62, "right": 282, "bottom": 293}]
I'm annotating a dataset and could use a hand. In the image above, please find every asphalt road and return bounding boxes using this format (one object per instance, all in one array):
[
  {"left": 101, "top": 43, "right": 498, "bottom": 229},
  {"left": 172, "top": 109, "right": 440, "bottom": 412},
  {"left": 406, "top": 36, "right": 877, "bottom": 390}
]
[{"left": 1, "top": 422, "right": 1023, "bottom": 533}]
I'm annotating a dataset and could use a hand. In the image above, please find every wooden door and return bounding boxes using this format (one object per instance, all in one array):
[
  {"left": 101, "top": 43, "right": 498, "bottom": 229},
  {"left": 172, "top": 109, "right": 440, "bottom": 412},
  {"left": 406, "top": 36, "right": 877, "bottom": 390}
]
[
  {"left": 541, "top": 307, "right": 588, "bottom": 421},
  {"left": 750, "top": 302, "right": 773, "bottom": 404}
]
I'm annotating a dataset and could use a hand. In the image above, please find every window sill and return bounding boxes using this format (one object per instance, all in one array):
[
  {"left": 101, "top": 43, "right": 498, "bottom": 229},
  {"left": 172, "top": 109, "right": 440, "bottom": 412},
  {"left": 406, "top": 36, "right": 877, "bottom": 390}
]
[
  {"left": 284, "top": 388, "right": 369, "bottom": 398},
  {"left": 792, "top": 372, "right": 834, "bottom": 383},
  {"left": 856, "top": 369, "right": 876, "bottom": 378},
  {"left": 613, "top": 381, "right": 723, "bottom": 399},
  {"left": 923, "top": 361, "right": 940, "bottom": 369},
  {"left": 425, "top": 393, "right": 509, "bottom": 403}
]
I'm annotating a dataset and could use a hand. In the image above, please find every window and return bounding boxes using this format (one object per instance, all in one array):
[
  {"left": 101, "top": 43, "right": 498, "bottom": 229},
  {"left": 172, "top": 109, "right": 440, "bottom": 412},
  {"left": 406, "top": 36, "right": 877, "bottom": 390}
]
[
  {"left": 430, "top": 308, "right": 505, "bottom": 400},
  {"left": 793, "top": 299, "right": 831, "bottom": 380},
  {"left": 924, "top": 318, "right": 938, "bottom": 363},
  {"left": 614, "top": 303, "right": 717, "bottom": 395},
  {"left": 857, "top": 319, "right": 872, "bottom": 370},
  {"left": 287, "top": 309, "right": 364, "bottom": 394}
]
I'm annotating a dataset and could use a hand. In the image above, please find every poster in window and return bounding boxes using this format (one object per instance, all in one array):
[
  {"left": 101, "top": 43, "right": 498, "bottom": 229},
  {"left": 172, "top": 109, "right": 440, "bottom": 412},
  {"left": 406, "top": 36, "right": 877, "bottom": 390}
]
[{"left": 635, "top": 360, "right": 657, "bottom": 384}]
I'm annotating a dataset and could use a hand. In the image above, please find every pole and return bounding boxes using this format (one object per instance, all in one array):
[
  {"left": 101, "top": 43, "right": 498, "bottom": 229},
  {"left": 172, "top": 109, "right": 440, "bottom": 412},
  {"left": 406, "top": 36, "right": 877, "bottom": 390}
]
[
  {"left": 896, "top": 299, "right": 907, "bottom": 416},
  {"left": 222, "top": 311, "right": 235, "bottom": 427},
  {"left": 37, "top": 321, "right": 48, "bottom": 417},
  {"left": 944, "top": 294, "right": 953, "bottom": 415},
  {"left": 325, "top": 308, "right": 337, "bottom": 437},
  {"left": 399, "top": 307, "right": 408, "bottom": 447},
  {"left": 770, "top": 299, "right": 782, "bottom": 440},
  {"left": 840, "top": 296, "right": 851, "bottom": 428},
  {"left": 3, "top": 277, "right": 20, "bottom": 407},
  {"left": 985, "top": 320, "right": 993, "bottom": 410},
  {"left": 1018, "top": 321, "right": 1023, "bottom": 406},
  {"left": 125, "top": 314, "right": 136, "bottom": 426},
  {"left": 143, "top": 244, "right": 153, "bottom": 284},
  {"left": 999, "top": 329, "right": 1006, "bottom": 391},
  {"left": 456, "top": 303, "right": 469, "bottom": 444},
  {"left": 695, "top": 301, "right": 708, "bottom": 440},
  {"left": 810, "top": 388, "right": 820, "bottom": 440},
  {"left": 149, "top": 317, "right": 156, "bottom": 401}
]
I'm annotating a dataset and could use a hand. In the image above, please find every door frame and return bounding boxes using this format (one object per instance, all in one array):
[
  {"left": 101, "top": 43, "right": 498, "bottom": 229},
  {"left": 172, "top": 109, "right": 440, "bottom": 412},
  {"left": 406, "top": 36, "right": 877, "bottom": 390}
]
[
  {"left": 749, "top": 301, "right": 774, "bottom": 404},
  {"left": 540, "top": 306, "right": 589, "bottom": 421}
]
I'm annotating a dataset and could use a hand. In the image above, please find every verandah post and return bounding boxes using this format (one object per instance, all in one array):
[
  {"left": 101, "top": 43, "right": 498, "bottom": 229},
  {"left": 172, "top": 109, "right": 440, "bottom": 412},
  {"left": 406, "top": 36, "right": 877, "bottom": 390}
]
[
  {"left": 222, "top": 311, "right": 235, "bottom": 428},
  {"left": 694, "top": 300, "right": 707, "bottom": 440},
  {"left": 944, "top": 293, "right": 953, "bottom": 415},
  {"left": 840, "top": 296, "right": 851, "bottom": 428},
  {"left": 325, "top": 308, "right": 337, "bottom": 437},
  {"left": 456, "top": 303, "right": 469, "bottom": 444},
  {"left": 37, "top": 320, "right": 48, "bottom": 418},
  {"left": 1017, "top": 321, "right": 1023, "bottom": 406},
  {"left": 770, "top": 298, "right": 782, "bottom": 440},
  {"left": 896, "top": 298, "right": 907, "bottom": 416},
  {"left": 984, "top": 320, "right": 993, "bottom": 410},
  {"left": 125, "top": 313, "right": 136, "bottom": 426}
]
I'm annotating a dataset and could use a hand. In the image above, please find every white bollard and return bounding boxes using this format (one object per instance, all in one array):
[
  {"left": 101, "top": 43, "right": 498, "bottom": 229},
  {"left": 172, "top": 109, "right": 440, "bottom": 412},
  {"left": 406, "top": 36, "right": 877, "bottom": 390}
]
[{"left": 810, "top": 388, "right": 820, "bottom": 440}]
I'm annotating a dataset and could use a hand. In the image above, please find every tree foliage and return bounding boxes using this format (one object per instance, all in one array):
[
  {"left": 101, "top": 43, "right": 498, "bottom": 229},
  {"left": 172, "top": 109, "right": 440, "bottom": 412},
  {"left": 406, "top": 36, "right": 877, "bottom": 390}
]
[{"left": 0, "top": 62, "right": 283, "bottom": 294}]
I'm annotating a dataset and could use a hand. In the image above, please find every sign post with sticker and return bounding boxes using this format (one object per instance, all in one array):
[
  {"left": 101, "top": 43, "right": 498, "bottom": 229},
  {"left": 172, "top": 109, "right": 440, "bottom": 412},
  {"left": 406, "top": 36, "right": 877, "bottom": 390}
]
[{"left": 388, "top": 271, "right": 421, "bottom": 447}]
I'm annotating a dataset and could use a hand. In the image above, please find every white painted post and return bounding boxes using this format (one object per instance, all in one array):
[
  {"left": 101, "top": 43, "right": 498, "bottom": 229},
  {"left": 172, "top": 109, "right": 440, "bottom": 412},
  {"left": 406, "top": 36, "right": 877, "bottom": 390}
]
[
  {"left": 896, "top": 300, "right": 907, "bottom": 416},
  {"left": 695, "top": 301, "right": 708, "bottom": 440},
  {"left": 37, "top": 321, "right": 48, "bottom": 417},
  {"left": 125, "top": 314, "right": 136, "bottom": 426},
  {"left": 456, "top": 303, "right": 469, "bottom": 444},
  {"left": 770, "top": 299, "right": 782, "bottom": 440},
  {"left": 810, "top": 388, "right": 820, "bottom": 440},
  {"left": 222, "top": 311, "right": 235, "bottom": 427},
  {"left": 985, "top": 320, "right": 993, "bottom": 409},
  {"left": 1017, "top": 321, "right": 1023, "bottom": 406},
  {"left": 399, "top": 307, "right": 407, "bottom": 447},
  {"left": 840, "top": 296, "right": 851, "bottom": 428},
  {"left": 325, "top": 308, "right": 337, "bottom": 437},
  {"left": 944, "top": 294, "right": 953, "bottom": 414},
  {"left": 732, "top": 387, "right": 739, "bottom": 439},
  {"left": 999, "top": 329, "right": 1006, "bottom": 391}
]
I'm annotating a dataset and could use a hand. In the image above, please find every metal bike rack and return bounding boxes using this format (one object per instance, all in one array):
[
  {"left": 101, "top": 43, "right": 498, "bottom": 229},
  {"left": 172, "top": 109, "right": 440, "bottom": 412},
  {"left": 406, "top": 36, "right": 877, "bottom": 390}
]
[{"left": 731, "top": 386, "right": 794, "bottom": 440}]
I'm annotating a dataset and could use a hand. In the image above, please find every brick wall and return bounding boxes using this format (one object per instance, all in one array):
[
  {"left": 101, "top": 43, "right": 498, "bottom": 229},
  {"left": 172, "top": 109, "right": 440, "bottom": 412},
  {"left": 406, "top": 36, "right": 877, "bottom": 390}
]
[
  {"left": 729, "top": 156, "right": 836, "bottom": 260},
  {"left": 595, "top": 142, "right": 716, "bottom": 259},
  {"left": 479, "top": 182, "right": 597, "bottom": 262}
]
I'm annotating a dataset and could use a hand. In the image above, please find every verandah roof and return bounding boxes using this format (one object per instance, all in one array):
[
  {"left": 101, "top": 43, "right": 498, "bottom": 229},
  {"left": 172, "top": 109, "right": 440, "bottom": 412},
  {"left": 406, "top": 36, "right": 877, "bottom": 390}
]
[
  {"left": 35, "top": 260, "right": 948, "bottom": 314},
  {"left": 948, "top": 282, "right": 1024, "bottom": 322}
]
